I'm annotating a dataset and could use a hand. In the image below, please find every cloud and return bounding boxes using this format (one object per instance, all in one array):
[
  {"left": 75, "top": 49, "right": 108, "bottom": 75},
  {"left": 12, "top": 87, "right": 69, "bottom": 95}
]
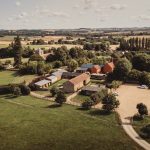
[
  {"left": 138, "top": 15, "right": 150, "bottom": 21},
  {"left": 50, "top": 12, "right": 70, "bottom": 18},
  {"left": 15, "top": 1, "right": 21, "bottom": 7},
  {"left": 73, "top": 4, "right": 80, "bottom": 9},
  {"left": 83, "top": 0, "right": 97, "bottom": 10},
  {"left": 109, "top": 4, "right": 127, "bottom": 10}
]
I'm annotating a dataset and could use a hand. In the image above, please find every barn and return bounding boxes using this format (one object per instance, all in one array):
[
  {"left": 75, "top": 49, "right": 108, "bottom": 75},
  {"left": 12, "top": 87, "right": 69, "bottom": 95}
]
[{"left": 63, "top": 73, "right": 90, "bottom": 93}]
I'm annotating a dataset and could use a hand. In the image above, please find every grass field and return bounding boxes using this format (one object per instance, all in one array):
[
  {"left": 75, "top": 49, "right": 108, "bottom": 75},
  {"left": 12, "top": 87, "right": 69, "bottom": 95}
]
[
  {"left": 0, "top": 94, "right": 142, "bottom": 150},
  {"left": 133, "top": 116, "right": 150, "bottom": 143},
  {"left": 71, "top": 94, "right": 90, "bottom": 103},
  {"left": 0, "top": 71, "right": 36, "bottom": 85},
  {"left": 0, "top": 57, "right": 29, "bottom": 63}
]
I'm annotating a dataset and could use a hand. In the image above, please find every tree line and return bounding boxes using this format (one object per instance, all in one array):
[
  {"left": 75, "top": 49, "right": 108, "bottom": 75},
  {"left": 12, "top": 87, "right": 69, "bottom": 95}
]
[{"left": 119, "top": 37, "right": 150, "bottom": 51}]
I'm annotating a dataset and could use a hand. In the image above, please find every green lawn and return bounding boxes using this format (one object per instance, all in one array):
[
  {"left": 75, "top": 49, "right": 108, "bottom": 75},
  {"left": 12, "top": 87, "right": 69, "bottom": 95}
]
[
  {"left": 71, "top": 94, "right": 90, "bottom": 103},
  {"left": 133, "top": 116, "right": 150, "bottom": 143},
  {"left": 0, "top": 94, "right": 141, "bottom": 150},
  {"left": 0, "top": 71, "right": 36, "bottom": 85}
]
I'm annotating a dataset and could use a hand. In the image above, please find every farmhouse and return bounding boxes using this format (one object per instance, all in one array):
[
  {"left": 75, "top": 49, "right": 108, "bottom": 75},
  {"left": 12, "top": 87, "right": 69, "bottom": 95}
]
[
  {"left": 102, "top": 62, "right": 114, "bottom": 74},
  {"left": 34, "top": 79, "right": 51, "bottom": 88},
  {"left": 91, "top": 65, "right": 101, "bottom": 74},
  {"left": 35, "top": 48, "right": 44, "bottom": 56},
  {"left": 63, "top": 73, "right": 90, "bottom": 93}
]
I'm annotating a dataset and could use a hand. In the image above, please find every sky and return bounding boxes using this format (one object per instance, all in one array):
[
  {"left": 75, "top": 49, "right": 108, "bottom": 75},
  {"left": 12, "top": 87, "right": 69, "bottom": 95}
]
[{"left": 0, "top": 0, "right": 150, "bottom": 29}]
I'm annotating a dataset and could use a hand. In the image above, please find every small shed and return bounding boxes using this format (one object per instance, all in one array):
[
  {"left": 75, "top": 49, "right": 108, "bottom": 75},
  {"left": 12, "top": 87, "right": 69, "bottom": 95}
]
[
  {"left": 34, "top": 79, "right": 51, "bottom": 88},
  {"left": 91, "top": 73, "right": 106, "bottom": 80},
  {"left": 76, "top": 67, "right": 88, "bottom": 73},
  {"left": 81, "top": 86, "right": 101, "bottom": 96},
  {"left": 62, "top": 72, "right": 81, "bottom": 79}
]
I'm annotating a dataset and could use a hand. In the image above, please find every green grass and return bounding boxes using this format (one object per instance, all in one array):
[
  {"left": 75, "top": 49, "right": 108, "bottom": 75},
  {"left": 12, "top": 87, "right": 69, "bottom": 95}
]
[
  {"left": 71, "top": 94, "right": 90, "bottom": 103},
  {"left": 0, "top": 44, "right": 9, "bottom": 48},
  {"left": 0, "top": 94, "right": 141, "bottom": 150},
  {"left": 0, "top": 71, "right": 36, "bottom": 85},
  {"left": 133, "top": 116, "right": 150, "bottom": 143},
  {"left": 0, "top": 57, "right": 29, "bottom": 63}
]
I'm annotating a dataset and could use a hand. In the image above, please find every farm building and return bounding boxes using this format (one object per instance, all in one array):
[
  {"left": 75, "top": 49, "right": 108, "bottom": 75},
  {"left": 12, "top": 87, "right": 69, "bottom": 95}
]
[
  {"left": 63, "top": 73, "right": 90, "bottom": 93},
  {"left": 91, "top": 73, "right": 106, "bottom": 80},
  {"left": 62, "top": 72, "right": 81, "bottom": 79},
  {"left": 81, "top": 86, "right": 101, "bottom": 96},
  {"left": 81, "top": 63, "right": 93, "bottom": 69},
  {"left": 52, "top": 69, "right": 67, "bottom": 80},
  {"left": 76, "top": 67, "right": 88, "bottom": 73},
  {"left": 91, "top": 65, "right": 101, "bottom": 74},
  {"left": 102, "top": 62, "right": 115, "bottom": 74},
  {"left": 35, "top": 48, "right": 44, "bottom": 56},
  {"left": 34, "top": 79, "right": 51, "bottom": 88},
  {"left": 46, "top": 76, "right": 57, "bottom": 84}
]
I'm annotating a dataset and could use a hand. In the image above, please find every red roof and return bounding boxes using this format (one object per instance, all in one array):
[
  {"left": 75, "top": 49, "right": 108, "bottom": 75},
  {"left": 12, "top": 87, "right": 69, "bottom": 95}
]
[
  {"left": 92, "top": 65, "right": 101, "bottom": 70},
  {"left": 68, "top": 73, "right": 90, "bottom": 85}
]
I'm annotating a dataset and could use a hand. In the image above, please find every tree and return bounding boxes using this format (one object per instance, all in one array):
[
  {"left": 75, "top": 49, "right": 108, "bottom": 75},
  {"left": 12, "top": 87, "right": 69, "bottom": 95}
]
[
  {"left": 29, "top": 54, "right": 44, "bottom": 62},
  {"left": 13, "top": 36, "right": 22, "bottom": 68},
  {"left": 55, "top": 91, "right": 66, "bottom": 106},
  {"left": 82, "top": 98, "right": 94, "bottom": 109},
  {"left": 113, "top": 58, "right": 132, "bottom": 81},
  {"left": 132, "top": 53, "right": 150, "bottom": 72},
  {"left": 19, "top": 84, "right": 31, "bottom": 95},
  {"left": 102, "top": 93, "right": 120, "bottom": 113},
  {"left": 67, "top": 59, "right": 78, "bottom": 72},
  {"left": 50, "top": 86, "right": 60, "bottom": 97},
  {"left": 136, "top": 103, "right": 148, "bottom": 119},
  {"left": 111, "top": 80, "right": 122, "bottom": 91},
  {"left": 13, "top": 87, "right": 21, "bottom": 97}
]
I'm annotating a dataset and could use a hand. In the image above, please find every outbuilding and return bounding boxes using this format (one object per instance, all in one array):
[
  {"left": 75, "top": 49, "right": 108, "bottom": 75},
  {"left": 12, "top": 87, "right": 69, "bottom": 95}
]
[
  {"left": 46, "top": 76, "right": 58, "bottom": 84},
  {"left": 81, "top": 86, "right": 101, "bottom": 96},
  {"left": 91, "top": 65, "right": 101, "bottom": 74},
  {"left": 102, "top": 62, "right": 115, "bottom": 74},
  {"left": 63, "top": 73, "right": 90, "bottom": 93},
  {"left": 34, "top": 79, "right": 51, "bottom": 88}
]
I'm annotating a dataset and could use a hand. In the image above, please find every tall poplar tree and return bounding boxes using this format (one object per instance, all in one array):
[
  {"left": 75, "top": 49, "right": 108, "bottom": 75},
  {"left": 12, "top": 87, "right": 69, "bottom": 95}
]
[{"left": 13, "top": 35, "right": 22, "bottom": 68}]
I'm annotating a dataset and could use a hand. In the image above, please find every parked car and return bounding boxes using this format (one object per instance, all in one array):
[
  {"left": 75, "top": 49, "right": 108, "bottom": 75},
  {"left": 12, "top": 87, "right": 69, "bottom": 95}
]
[{"left": 137, "top": 85, "right": 148, "bottom": 89}]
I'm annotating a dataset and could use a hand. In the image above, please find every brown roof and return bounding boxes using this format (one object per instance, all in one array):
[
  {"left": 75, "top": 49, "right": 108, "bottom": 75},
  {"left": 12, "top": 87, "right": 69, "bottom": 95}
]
[{"left": 68, "top": 73, "right": 90, "bottom": 85}]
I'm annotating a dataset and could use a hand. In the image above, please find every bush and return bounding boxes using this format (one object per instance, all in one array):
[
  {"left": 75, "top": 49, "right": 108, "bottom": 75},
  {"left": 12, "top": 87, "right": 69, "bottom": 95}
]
[
  {"left": 13, "top": 87, "right": 21, "bottom": 97},
  {"left": 50, "top": 86, "right": 60, "bottom": 97},
  {"left": 19, "top": 84, "right": 31, "bottom": 95},
  {"left": 82, "top": 98, "right": 94, "bottom": 110},
  {"left": 140, "top": 124, "right": 150, "bottom": 138},
  {"left": 55, "top": 91, "right": 66, "bottom": 105}
]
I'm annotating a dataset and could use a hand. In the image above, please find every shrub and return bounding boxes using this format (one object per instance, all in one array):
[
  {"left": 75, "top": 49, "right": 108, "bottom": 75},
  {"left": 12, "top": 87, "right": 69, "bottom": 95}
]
[
  {"left": 19, "top": 84, "right": 31, "bottom": 95},
  {"left": 82, "top": 98, "right": 94, "bottom": 110},
  {"left": 13, "top": 87, "right": 21, "bottom": 97},
  {"left": 50, "top": 86, "right": 60, "bottom": 97}
]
